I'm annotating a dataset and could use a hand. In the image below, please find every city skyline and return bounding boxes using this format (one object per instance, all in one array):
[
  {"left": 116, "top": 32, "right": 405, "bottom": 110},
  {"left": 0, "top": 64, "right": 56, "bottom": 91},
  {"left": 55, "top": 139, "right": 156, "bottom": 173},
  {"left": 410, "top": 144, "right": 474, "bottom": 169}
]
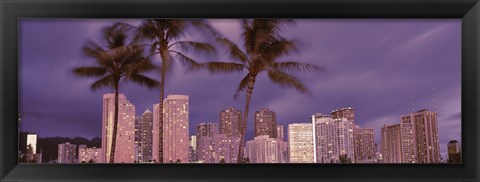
[{"left": 19, "top": 19, "right": 461, "bottom": 159}]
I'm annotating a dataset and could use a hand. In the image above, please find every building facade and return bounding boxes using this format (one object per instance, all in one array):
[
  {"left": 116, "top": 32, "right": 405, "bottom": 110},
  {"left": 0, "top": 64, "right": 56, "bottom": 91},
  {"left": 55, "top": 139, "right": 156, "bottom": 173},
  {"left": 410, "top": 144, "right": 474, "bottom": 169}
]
[
  {"left": 219, "top": 107, "right": 242, "bottom": 137},
  {"left": 447, "top": 140, "right": 461, "bottom": 163},
  {"left": 255, "top": 108, "right": 277, "bottom": 138},
  {"left": 288, "top": 123, "right": 314, "bottom": 163},
  {"left": 312, "top": 113, "right": 339, "bottom": 163},
  {"left": 78, "top": 145, "right": 102, "bottom": 163},
  {"left": 353, "top": 126, "right": 375, "bottom": 163},
  {"left": 162, "top": 95, "right": 189, "bottom": 163},
  {"left": 381, "top": 123, "right": 416, "bottom": 163},
  {"left": 245, "top": 135, "right": 283, "bottom": 163},
  {"left": 334, "top": 118, "right": 355, "bottom": 163},
  {"left": 101, "top": 93, "right": 136, "bottom": 163},
  {"left": 331, "top": 107, "right": 355, "bottom": 124},
  {"left": 58, "top": 142, "right": 77, "bottom": 163},
  {"left": 401, "top": 109, "right": 440, "bottom": 163},
  {"left": 197, "top": 134, "right": 240, "bottom": 163},
  {"left": 196, "top": 123, "right": 218, "bottom": 139},
  {"left": 140, "top": 109, "right": 154, "bottom": 162}
]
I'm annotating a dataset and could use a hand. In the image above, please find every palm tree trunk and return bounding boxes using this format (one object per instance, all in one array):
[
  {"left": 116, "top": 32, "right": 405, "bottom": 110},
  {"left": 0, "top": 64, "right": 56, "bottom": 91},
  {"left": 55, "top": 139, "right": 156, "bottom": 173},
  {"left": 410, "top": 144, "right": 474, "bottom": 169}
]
[
  {"left": 109, "top": 82, "right": 120, "bottom": 163},
  {"left": 238, "top": 74, "right": 256, "bottom": 163},
  {"left": 157, "top": 51, "right": 167, "bottom": 163}
]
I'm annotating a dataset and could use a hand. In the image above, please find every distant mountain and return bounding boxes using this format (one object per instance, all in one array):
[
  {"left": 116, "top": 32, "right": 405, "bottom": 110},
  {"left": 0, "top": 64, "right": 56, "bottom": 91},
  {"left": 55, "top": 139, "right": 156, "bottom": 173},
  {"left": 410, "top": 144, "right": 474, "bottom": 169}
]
[{"left": 37, "top": 137, "right": 101, "bottom": 163}]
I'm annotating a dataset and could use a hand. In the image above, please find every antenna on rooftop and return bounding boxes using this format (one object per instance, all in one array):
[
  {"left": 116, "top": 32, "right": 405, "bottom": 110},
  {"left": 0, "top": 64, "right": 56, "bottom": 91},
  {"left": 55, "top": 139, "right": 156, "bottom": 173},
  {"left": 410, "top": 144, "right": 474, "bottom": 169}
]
[
  {"left": 432, "top": 87, "right": 437, "bottom": 112},
  {"left": 32, "top": 116, "right": 36, "bottom": 133},
  {"left": 411, "top": 91, "right": 415, "bottom": 112}
]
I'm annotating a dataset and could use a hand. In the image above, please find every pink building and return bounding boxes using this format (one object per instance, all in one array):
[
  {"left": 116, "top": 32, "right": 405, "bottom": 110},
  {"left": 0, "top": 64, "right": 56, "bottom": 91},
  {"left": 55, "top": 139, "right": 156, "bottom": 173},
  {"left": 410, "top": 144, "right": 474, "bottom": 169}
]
[
  {"left": 101, "top": 93, "right": 135, "bottom": 163},
  {"left": 245, "top": 135, "right": 283, "bottom": 163},
  {"left": 160, "top": 95, "right": 189, "bottom": 163},
  {"left": 197, "top": 134, "right": 240, "bottom": 163},
  {"left": 401, "top": 109, "right": 440, "bottom": 163},
  {"left": 354, "top": 126, "right": 375, "bottom": 163},
  {"left": 381, "top": 123, "right": 416, "bottom": 163}
]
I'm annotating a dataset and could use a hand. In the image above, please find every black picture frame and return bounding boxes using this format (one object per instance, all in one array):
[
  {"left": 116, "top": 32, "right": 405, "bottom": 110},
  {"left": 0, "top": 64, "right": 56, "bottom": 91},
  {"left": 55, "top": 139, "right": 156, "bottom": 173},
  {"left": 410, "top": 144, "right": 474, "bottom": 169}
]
[{"left": 1, "top": 0, "right": 479, "bottom": 181}]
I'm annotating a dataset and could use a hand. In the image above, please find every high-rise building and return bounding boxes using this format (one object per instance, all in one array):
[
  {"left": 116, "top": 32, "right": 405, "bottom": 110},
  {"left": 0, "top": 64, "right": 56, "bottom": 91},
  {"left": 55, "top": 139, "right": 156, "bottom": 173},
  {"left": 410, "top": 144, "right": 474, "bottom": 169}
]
[
  {"left": 162, "top": 95, "right": 189, "bottom": 163},
  {"left": 26, "top": 133, "right": 38, "bottom": 154},
  {"left": 381, "top": 123, "right": 416, "bottom": 163},
  {"left": 288, "top": 123, "right": 314, "bottom": 163},
  {"left": 189, "top": 135, "right": 198, "bottom": 162},
  {"left": 58, "top": 142, "right": 77, "bottom": 163},
  {"left": 447, "top": 140, "right": 461, "bottom": 163},
  {"left": 134, "top": 116, "right": 142, "bottom": 163},
  {"left": 255, "top": 108, "right": 277, "bottom": 138},
  {"left": 331, "top": 107, "right": 355, "bottom": 123},
  {"left": 196, "top": 123, "right": 218, "bottom": 139},
  {"left": 276, "top": 125, "right": 288, "bottom": 163},
  {"left": 245, "top": 135, "right": 283, "bottom": 163},
  {"left": 78, "top": 146, "right": 102, "bottom": 163},
  {"left": 219, "top": 107, "right": 242, "bottom": 137},
  {"left": 354, "top": 125, "right": 375, "bottom": 163},
  {"left": 401, "top": 109, "right": 440, "bottom": 163},
  {"left": 152, "top": 103, "right": 160, "bottom": 162},
  {"left": 101, "top": 93, "right": 136, "bottom": 163},
  {"left": 197, "top": 134, "right": 240, "bottom": 163},
  {"left": 276, "top": 125, "right": 285, "bottom": 141},
  {"left": 334, "top": 118, "right": 355, "bottom": 163},
  {"left": 140, "top": 109, "right": 154, "bottom": 162},
  {"left": 312, "top": 113, "right": 339, "bottom": 163}
]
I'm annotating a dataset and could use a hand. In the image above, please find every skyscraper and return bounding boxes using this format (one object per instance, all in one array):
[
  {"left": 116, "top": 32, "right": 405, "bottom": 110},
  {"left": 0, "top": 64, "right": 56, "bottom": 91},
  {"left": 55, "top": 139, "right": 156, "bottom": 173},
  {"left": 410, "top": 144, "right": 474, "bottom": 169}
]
[
  {"left": 189, "top": 135, "right": 198, "bottom": 162},
  {"left": 354, "top": 125, "right": 375, "bottom": 163},
  {"left": 255, "top": 108, "right": 277, "bottom": 138},
  {"left": 78, "top": 146, "right": 102, "bottom": 163},
  {"left": 162, "top": 94, "right": 189, "bottom": 163},
  {"left": 101, "top": 93, "right": 136, "bottom": 163},
  {"left": 196, "top": 123, "right": 218, "bottom": 139},
  {"left": 334, "top": 118, "right": 355, "bottom": 163},
  {"left": 245, "top": 135, "right": 282, "bottom": 163},
  {"left": 152, "top": 103, "right": 160, "bottom": 162},
  {"left": 140, "top": 109, "right": 154, "bottom": 162},
  {"left": 197, "top": 134, "right": 240, "bottom": 163},
  {"left": 381, "top": 123, "right": 416, "bottom": 163},
  {"left": 288, "top": 123, "right": 314, "bottom": 163},
  {"left": 447, "top": 140, "right": 461, "bottom": 163},
  {"left": 26, "top": 133, "right": 38, "bottom": 154},
  {"left": 276, "top": 125, "right": 285, "bottom": 141},
  {"left": 312, "top": 113, "right": 339, "bottom": 163},
  {"left": 331, "top": 107, "right": 355, "bottom": 124},
  {"left": 58, "top": 142, "right": 77, "bottom": 163},
  {"left": 219, "top": 107, "right": 242, "bottom": 137},
  {"left": 134, "top": 116, "right": 142, "bottom": 162},
  {"left": 402, "top": 109, "right": 440, "bottom": 163}
]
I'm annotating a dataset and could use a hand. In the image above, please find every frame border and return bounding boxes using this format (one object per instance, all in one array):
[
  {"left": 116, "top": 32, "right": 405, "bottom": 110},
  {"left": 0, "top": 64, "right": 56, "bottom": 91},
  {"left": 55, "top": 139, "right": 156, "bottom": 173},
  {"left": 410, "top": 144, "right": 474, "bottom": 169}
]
[{"left": 1, "top": 0, "right": 479, "bottom": 182}]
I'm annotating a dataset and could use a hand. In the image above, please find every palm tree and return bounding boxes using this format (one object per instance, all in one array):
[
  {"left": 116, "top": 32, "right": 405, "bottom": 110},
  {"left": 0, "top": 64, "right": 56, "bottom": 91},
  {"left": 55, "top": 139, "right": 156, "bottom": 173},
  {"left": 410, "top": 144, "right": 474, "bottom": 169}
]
[
  {"left": 123, "top": 19, "right": 217, "bottom": 163},
  {"left": 203, "top": 19, "right": 321, "bottom": 163},
  {"left": 73, "top": 24, "right": 158, "bottom": 163}
]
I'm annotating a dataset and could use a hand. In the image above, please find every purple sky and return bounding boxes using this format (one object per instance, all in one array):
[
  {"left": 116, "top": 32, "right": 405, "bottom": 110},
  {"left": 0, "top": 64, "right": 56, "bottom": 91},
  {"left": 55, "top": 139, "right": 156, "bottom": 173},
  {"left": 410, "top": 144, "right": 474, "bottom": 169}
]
[{"left": 19, "top": 19, "right": 461, "bottom": 159}]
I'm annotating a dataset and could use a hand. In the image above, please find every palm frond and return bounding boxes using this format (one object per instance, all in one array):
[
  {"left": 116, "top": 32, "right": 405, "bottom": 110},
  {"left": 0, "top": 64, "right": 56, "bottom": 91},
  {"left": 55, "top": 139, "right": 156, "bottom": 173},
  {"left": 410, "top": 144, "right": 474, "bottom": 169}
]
[
  {"left": 91, "top": 74, "right": 117, "bottom": 90},
  {"left": 170, "top": 50, "right": 204, "bottom": 72},
  {"left": 267, "top": 70, "right": 308, "bottom": 93},
  {"left": 205, "top": 62, "right": 245, "bottom": 74},
  {"left": 165, "top": 19, "right": 188, "bottom": 41},
  {"left": 272, "top": 61, "right": 322, "bottom": 73},
  {"left": 262, "top": 38, "right": 298, "bottom": 61},
  {"left": 127, "top": 73, "right": 159, "bottom": 89},
  {"left": 234, "top": 73, "right": 250, "bottom": 99},
  {"left": 171, "top": 41, "right": 217, "bottom": 56},
  {"left": 82, "top": 40, "right": 105, "bottom": 58},
  {"left": 73, "top": 67, "right": 108, "bottom": 77},
  {"left": 216, "top": 37, "right": 248, "bottom": 63}
]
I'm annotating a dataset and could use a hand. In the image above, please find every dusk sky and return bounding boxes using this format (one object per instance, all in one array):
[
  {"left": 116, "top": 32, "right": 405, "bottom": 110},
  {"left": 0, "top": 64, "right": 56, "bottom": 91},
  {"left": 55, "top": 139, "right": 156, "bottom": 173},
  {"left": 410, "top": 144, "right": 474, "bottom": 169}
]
[{"left": 19, "top": 19, "right": 461, "bottom": 159}]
